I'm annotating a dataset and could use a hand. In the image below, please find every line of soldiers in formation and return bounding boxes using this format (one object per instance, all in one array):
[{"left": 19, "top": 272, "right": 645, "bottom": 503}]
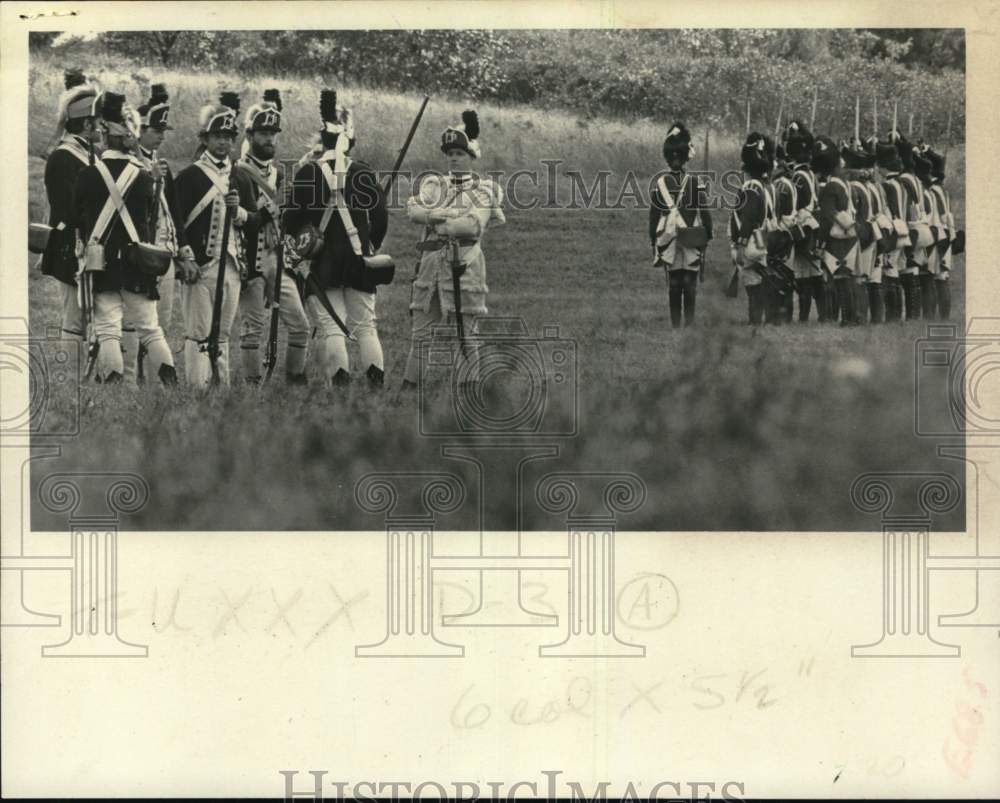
[
  {"left": 37, "top": 70, "right": 504, "bottom": 389},
  {"left": 650, "top": 120, "right": 963, "bottom": 328}
]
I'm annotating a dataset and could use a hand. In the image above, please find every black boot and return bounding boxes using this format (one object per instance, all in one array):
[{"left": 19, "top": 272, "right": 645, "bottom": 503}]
[
  {"left": 286, "top": 373, "right": 308, "bottom": 386},
  {"left": 920, "top": 273, "right": 937, "bottom": 319},
  {"left": 868, "top": 282, "right": 885, "bottom": 324},
  {"left": 854, "top": 282, "right": 869, "bottom": 324},
  {"left": 101, "top": 371, "right": 124, "bottom": 385},
  {"left": 365, "top": 364, "right": 385, "bottom": 388},
  {"left": 331, "top": 368, "right": 351, "bottom": 387},
  {"left": 682, "top": 277, "right": 697, "bottom": 326},
  {"left": 668, "top": 277, "right": 683, "bottom": 328},
  {"left": 936, "top": 281, "right": 952, "bottom": 320},
  {"left": 836, "top": 277, "right": 856, "bottom": 326},
  {"left": 158, "top": 364, "right": 179, "bottom": 386}
]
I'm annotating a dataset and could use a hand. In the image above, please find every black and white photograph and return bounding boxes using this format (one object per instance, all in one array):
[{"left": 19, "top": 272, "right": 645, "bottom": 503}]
[
  {"left": 3, "top": 2, "right": 998, "bottom": 800},
  {"left": 20, "top": 22, "right": 968, "bottom": 532}
]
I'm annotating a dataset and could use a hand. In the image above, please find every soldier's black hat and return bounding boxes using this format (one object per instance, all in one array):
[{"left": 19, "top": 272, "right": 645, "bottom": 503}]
[
  {"left": 741, "top": 131, "right": 771, "bottom": 175},
  {"left": 870, "top": 136, "right": 902, "bottom": 171},
  {"left": 784, "top": 120, "right": 814, "bottom": 163},
  {"left": 245, "top": 88, "right": 282, "bottom": 134},
  {"left": 913, "top": 142, "right": 934, "bottom": 178},
  {"left": 893, "top": 131, "right": 916, "bottom": 170},
  {"left": 96, "top": 91, "right": 140, "bottom": 144},
  {"left": 320, "top": 89, "right": 354, "bottom": 151},
  {"left": 442, "top": 109, "right": 481, "bottom": 159},
  {"left": 926, "top": 147, "right": 946, "bottom": 180},
  {"left": 58, "top": 68, "right": 98, "bottom": 127},
  {"left": 138, "top": 83, "right": 172, "bottom": 130},
  {"left": 810, "top": 135, "right": 842, "bottom": 175},
  {"left": 841, "top": 141, "right": 875, "bottom": 170},
  {"left": 199, "top": 91, "right": 240, "bottom": 136},
  {"left": 662, "top": 122, "right": 693, "bottom": 164}
]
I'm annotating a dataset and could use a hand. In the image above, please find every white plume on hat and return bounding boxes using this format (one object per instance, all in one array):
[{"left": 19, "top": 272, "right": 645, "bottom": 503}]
[{"left": 56, "top": 69, "right": 98, "bottom": 131}]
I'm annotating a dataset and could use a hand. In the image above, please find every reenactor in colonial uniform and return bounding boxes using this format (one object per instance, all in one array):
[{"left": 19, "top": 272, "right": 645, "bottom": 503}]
[
  {"left": 284, "top": 89, "right": 389, "bottom": 387},
  {"left": 770, "top": 142, "right": 798, "bottom": 323},
  {"left": 73, "top": 92, "right": 177, "bottom": 384},
  {"left": 926, "top": 147, "right": 959, "bottom": 319},
  {"left": 402, "top": 109, "right": 506, "bottom": 388},
  {"left": 41, "top": 69, "right": 100, "bottom": 343},
  {"left": 649, "top": 122, "right": 712, "bottom": 328},
  {"left": 731, "top": 132, "right": 776, "bottom": 326},
  {"left": 892, "top": 132, "right": 926, "bottom": 320},
  {"left": 784, "top": 122, "right": 825, "bottom": 322},
  {"left": 843, "top": 141, "right": 878, "bottom": 324},
  {"left": 812, "top": 135, "right": 859, "bottom": 326},
  {"left": 174, "top": 92, "right": 260, "bottom": 386},
  {"left": 876, "top": 136, "right": 909, "bottom": 322},
  {"left": 914, "top": 144, "right": 942, "bottom": 319},
  {"left": 134, "top": 83, "right": 197, "bottom": 378},
  {"left": 235, "top": 89, "right": 310, "bottom": 385}
]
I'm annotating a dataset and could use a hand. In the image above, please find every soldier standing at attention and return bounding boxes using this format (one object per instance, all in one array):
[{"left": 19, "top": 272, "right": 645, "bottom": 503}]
[
  {"left": 730, "top": 132, "right": 774, "bottom": 326},
  {"left": 41, "top": 69, "right": 100, "bottom": 344},
  {"left": 649, "top": 122, "right": 712, "bottom": 328},
  {"left": 843, "top": 141, "right": 878, "bottom": 324},
  {"left": 236, "top": 89, "right": 311, "bottom": 385},
  {"left": 812, "top": 135, "right": 859, "bottom": 326},
  {"left": 876, "top": 137, "right": 909, "bottom": 322},
  {"left": 401, "top": 110, "right": 506, "bottom": 390},
  {"left": 73, "top": 92, "right": 177, "bottom": 385},
  {"left": 134, "top": 83, "right": 197, "bottom": 379},
  {"left": 784, "top": 122, "right": 825, "bottom": 323},
  {"left": 892, "top": 131, "right": 926, "bottom": 321},
  {"left": 770, "top": 142, "right": 798, "bottom": 324},
  {"left": 284, "top": 89, "right": 389, "bottom": 388},
  {"left": 174, "top": 92, "right": 259, "bottom": 385},
  {"left": 914, "top": 144, "right": 942, "bottom": 320},
  {"left": 925, "top": 147, "right": 957, "bottom": 320}
]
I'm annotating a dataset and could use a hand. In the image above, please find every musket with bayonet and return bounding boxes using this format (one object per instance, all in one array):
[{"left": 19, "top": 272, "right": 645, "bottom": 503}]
[{"left": 383, "top": 95, "right": 429, "bottom": 199}]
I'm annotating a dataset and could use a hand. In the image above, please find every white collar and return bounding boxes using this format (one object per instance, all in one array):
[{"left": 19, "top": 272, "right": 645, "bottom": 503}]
[
  {"left": 242, "top": 154, "right": 274, "bottom": 175},
  {"left": 199, "top": 151, "right": 230, "bottom": 172},
  {"left": 246, "top": 153, "right": 271, "bottom": 169}
]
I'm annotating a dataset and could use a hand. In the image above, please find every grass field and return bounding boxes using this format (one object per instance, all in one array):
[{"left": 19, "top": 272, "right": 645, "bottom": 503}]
[{"left": 23, "top": 60, "right": 967, "bottom": 532}]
